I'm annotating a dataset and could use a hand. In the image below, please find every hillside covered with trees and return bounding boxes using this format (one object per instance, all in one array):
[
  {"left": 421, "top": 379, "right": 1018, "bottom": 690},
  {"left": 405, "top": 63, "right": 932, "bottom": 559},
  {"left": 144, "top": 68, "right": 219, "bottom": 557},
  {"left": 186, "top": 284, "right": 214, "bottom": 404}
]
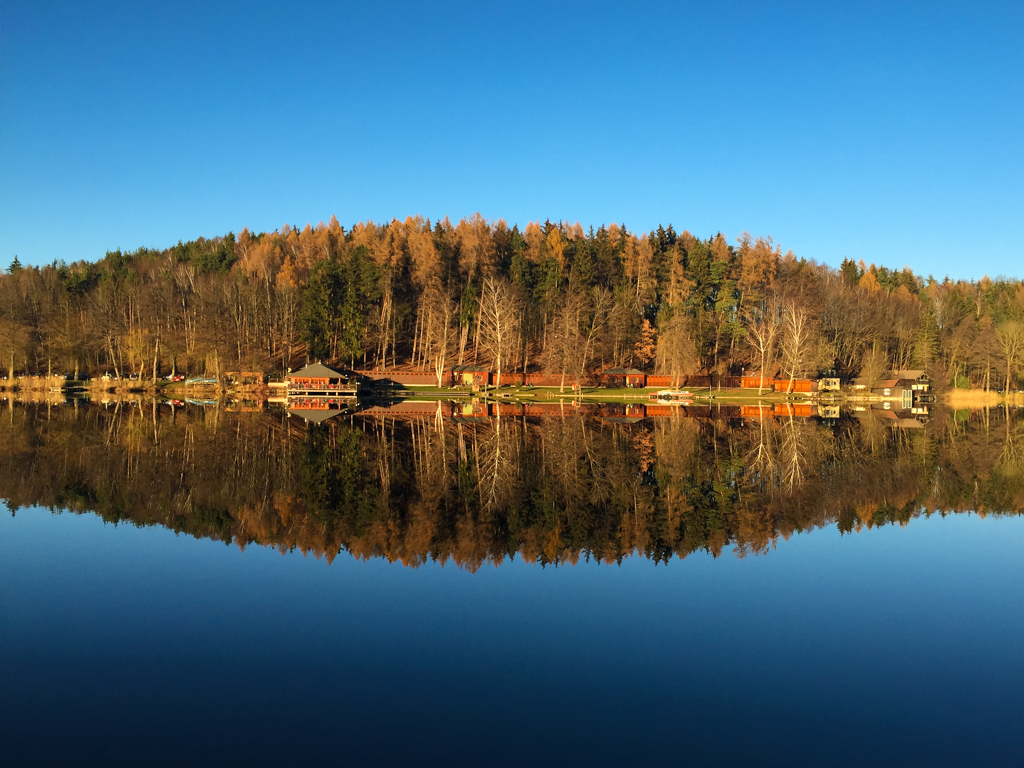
[{"left": 2, "top": 215, "right": 1023, "bottom": 389}]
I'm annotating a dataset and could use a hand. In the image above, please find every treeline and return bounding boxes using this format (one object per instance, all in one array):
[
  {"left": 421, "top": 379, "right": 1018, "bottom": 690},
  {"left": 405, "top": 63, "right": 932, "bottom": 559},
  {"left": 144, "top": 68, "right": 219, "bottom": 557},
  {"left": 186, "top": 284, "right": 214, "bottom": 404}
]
[
  {"left": 2, "top": 403, "right": 1022, "bottom": 569},
  {"left": 2, "top": 215, "right": 1024, "bottom": 388}
]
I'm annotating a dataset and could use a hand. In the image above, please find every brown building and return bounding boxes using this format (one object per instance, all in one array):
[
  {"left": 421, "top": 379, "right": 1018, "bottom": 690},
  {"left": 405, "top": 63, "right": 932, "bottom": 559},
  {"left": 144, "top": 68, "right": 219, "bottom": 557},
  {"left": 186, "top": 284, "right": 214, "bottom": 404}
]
[
  {"left": 601, "top": 368, "right": 646, "bottom": 388},
  {"left": 889, "top": 370, "right": 932, "bottom": 395},
  {"left": 451, "top": 364, "right": 492, "bottom": 387},
  {"left": 871, "top": 370, "right": 931, "bottom": 408},
  {"left": 776, "top": 378, "right": 819, "bottom": 393},
  {"left": 740, "top": 374, "right": 775, "bottom": 390},
  {"left": 287, "top": 363, "right": 361, "bottom": 397}
]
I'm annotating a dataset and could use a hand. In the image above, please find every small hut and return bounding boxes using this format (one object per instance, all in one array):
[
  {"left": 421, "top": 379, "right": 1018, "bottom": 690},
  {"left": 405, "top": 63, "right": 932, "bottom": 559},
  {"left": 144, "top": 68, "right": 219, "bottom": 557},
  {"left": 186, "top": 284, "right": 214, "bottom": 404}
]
[
  {"left": 450, "top": 364, "right": 492, "bottom": 387},
  {"left": 601, "top": 368, "right": 646, "bottom": 388}
]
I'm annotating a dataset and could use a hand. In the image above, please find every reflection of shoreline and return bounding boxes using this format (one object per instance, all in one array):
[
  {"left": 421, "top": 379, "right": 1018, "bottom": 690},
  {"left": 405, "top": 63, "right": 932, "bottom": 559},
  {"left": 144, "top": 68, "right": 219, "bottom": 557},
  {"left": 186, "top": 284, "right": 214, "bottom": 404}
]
[
  {"left": 944, "top": 389, "right": 1024, "bottom": 408},
  {"left": 1, "top": 392, "right": 941, "bottom": 431},
  {"left": 1, "top": 401, "right": 1020, "bottom": 571},
  {"left": 17, "top": 388, "right": 1024, "bottom": 423},
  {"left": 344, "top": 399, "right": 936, "bottom": 430}
]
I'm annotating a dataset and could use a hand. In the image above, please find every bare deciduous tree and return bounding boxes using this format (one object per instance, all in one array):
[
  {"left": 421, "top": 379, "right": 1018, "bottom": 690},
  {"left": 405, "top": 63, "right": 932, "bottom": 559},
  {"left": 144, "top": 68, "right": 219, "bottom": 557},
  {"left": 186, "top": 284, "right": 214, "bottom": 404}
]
[
  {"left": 421, "top": 282, "right": 457, "bottom": 388},
  {"left": 744, "top": 294, "right": 782, "bottom": 394},
  {"left": 996, "top": 320, "right": 1024, "bottom": 391},
  {"left": 780, "top": 302, "right": 815, "bottom": 393},
  {"left": 478, "top": 277, "right": 521, "bottom": 387}
]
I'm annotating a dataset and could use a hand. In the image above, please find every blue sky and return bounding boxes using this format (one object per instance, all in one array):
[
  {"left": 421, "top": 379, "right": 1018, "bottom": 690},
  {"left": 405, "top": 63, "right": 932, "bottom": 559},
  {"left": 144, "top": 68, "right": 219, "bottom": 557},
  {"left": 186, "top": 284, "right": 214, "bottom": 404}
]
[{"left": 1, "top": 0, "right": 1021, "bottom": 279}]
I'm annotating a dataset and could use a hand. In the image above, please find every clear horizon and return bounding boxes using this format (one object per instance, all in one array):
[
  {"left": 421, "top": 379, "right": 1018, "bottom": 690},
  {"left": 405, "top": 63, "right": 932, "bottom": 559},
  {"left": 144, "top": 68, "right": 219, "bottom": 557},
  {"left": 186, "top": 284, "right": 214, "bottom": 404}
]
[{"left": 2, "top": 1, "right": 1022, "bottom": 281}]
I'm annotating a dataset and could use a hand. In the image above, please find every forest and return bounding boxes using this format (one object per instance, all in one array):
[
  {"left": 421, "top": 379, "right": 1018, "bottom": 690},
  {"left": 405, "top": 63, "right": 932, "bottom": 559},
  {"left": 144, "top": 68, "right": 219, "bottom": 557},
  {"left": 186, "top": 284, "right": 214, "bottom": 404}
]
[
  {"left": 1, "top": 402, "right": 1022, "bottom": 569},
  {"left": 2, "top": 215, "right": 1024, "bottom": 389}
]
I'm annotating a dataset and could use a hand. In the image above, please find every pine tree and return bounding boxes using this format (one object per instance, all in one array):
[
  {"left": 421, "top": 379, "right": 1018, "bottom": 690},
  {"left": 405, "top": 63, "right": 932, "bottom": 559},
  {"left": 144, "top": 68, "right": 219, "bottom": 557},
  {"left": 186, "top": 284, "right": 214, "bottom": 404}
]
[{"left": 301, "top": 263, "right": 335, "bottom": 362}]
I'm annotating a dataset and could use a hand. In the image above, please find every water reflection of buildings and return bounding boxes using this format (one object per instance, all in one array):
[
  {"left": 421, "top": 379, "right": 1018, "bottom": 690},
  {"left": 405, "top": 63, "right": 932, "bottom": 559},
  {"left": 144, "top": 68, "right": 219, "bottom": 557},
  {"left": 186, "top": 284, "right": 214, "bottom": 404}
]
[
  {"left": 291, "top": 398, "right": 931, "bottom": 428},
  {"left": 286, "top": 394, "right": 362, "bottom": 422},
  {"left": 3, "top": 388, "right": 931, "bottom": 431},
  {"left": 852, "top": 404, "right": 930, "bottom": 428}
]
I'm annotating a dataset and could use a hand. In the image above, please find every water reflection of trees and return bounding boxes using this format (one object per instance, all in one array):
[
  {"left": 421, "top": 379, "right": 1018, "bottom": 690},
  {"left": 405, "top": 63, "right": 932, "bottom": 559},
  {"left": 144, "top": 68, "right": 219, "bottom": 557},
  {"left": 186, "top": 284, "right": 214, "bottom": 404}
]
[{"left": 2, "top": 402, "right": 1023, "bottom": 570}]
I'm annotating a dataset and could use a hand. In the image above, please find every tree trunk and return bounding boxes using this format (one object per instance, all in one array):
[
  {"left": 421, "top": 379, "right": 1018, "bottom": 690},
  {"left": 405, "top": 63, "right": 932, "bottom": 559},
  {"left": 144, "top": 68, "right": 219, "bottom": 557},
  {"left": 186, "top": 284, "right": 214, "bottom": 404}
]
[
  {"left": 473, "top": 299, "right": 483, "bottom": 364},
  {"left": 152, "top": 337, "right": 160, "bottom": 386},
  {"left": 412, "top": 309, "right": 422, "bottom": 368},
  {"left": 108, "top": 338, "right": 121, "bottom": 381},
  {"left": 458, "top": 325, "right": 468, "bottom": 366},
  {"left": 522, "top": 334, "right": 530, "bottom": 380},
  {"left": 759, "top": 345, "right": 766, "bottom": 395}
]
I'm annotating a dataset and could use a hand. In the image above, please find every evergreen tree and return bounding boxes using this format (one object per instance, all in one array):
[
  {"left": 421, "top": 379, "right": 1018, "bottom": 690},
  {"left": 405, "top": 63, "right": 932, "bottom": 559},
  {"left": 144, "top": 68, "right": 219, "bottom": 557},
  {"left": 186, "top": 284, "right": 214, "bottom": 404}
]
[{"left": 301, "top": 262, "right": 335, "bottom": 361}]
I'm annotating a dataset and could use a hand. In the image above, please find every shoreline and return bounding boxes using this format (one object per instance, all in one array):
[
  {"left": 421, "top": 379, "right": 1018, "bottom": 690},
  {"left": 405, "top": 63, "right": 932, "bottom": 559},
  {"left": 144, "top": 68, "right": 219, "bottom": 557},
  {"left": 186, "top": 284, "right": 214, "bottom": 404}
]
[{"left": 3, "top": 379, "right": 1022, "bottom": 409}]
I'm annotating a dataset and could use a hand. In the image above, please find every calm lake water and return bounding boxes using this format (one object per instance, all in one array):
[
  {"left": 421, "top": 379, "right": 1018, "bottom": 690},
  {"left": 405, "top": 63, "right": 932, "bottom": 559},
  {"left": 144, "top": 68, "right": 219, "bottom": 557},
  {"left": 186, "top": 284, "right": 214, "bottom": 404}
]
[{"left": 2, "top": 401, "right": 1023, "bottom": 766}]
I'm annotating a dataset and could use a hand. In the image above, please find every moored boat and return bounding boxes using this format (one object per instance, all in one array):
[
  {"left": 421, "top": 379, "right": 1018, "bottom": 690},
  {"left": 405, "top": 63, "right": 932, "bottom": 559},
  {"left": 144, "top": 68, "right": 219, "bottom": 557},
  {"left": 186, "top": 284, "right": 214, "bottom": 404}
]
[{"left": 649, "top": 389, "right": 693, "bottom": 404}]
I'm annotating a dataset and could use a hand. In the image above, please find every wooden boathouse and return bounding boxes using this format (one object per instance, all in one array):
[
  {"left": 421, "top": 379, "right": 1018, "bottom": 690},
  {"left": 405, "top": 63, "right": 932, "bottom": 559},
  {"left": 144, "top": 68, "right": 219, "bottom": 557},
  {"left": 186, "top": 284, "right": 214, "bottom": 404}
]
[{"left": 286, "top": 363, "right": 361, "bottom": 398}]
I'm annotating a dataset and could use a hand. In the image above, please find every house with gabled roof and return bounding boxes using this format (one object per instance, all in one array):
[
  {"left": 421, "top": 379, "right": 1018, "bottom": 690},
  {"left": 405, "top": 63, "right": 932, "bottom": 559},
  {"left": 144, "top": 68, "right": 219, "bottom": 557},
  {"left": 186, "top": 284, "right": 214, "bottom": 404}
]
[
  {"left": 287, "top": 362, "right": 361, "bottom": 397},
  {"left": 601, "top": 368, "right": 646, "bottom": 388},
  {"left": 888, "top": 370, "right": 931, "bottom": 394},
  {"left": 870, "top": 370, "right": 931, "bottom": 408}
]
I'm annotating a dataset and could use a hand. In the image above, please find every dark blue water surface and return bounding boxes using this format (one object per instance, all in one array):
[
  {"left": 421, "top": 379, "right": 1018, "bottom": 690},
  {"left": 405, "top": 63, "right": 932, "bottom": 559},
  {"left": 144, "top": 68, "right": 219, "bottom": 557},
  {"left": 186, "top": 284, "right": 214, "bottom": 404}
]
[{"left": 2, "top": 506, "right": 1022, "bottom": 767}]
